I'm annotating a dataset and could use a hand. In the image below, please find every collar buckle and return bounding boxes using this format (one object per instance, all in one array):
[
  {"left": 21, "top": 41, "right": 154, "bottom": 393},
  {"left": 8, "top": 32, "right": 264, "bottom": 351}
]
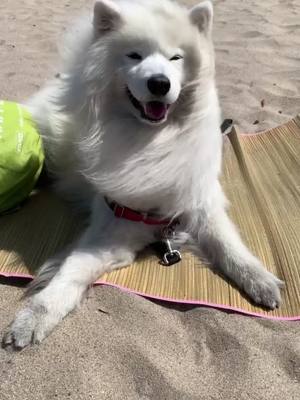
[{"left": 114, "top": 203, "right": 125, "bottom": 218}]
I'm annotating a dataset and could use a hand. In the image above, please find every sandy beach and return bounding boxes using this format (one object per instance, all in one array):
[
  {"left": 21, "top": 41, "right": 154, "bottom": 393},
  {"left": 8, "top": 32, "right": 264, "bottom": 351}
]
[{"left": 0, "top": 1, "right": 299, "bottom": 399}]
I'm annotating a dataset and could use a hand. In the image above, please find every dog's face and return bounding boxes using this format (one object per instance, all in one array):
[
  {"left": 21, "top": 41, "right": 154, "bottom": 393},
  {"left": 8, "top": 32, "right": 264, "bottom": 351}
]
[
  {"left": 122, "top": 46, "right": 183, "bottom": 126},
  {"left": 92, "top": 0, "right": 214, "bottom": 126}
]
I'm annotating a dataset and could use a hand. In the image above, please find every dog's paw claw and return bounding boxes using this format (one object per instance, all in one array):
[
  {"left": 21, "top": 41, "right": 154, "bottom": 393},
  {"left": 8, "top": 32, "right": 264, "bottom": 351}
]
[{"left": 2, "top": 331, "right": 13, "bottom": 348}]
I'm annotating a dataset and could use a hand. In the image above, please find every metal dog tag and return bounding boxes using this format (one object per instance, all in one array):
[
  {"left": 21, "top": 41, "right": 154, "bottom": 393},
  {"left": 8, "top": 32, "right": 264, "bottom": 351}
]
[
  {"left": 160, "top": 225, "right": 182, "bottom": 266},
  {"left": 161, "top": 238, "right": 182, "bottom": 266}
]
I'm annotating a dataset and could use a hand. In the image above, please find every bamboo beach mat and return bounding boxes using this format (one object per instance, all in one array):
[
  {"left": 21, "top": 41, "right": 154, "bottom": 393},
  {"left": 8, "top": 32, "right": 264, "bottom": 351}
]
[{"left": 1, "top": 117, "right": 300, "bottom": 320}]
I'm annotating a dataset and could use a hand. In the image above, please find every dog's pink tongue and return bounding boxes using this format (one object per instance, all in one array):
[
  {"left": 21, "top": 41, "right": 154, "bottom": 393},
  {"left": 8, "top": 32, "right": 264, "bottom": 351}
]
[{"left": 144, "top": 101, "right": 168, "bottom": 120}]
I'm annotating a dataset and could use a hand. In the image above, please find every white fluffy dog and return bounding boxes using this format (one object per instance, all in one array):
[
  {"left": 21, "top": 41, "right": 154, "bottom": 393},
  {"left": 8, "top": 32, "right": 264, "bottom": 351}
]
[{"left": 3, "top": 0, "right": 283, "bottom": 349}]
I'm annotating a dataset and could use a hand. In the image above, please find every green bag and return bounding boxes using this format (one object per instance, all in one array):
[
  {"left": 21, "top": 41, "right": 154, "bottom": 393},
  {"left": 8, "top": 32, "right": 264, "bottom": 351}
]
[{"left": 0, "top": 101, "right": 44, "bottom": 214}]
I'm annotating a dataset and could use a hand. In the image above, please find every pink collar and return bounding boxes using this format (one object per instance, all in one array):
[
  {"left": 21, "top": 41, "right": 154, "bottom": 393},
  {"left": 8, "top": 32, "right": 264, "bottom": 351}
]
[{"left": 105, "top": 198, "right": 174, "bottom": 226}]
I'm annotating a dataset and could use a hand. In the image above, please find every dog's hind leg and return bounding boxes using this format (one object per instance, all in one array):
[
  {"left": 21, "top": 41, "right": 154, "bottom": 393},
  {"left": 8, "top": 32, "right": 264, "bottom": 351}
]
[{"left": 2, "top": 199, "right": 154, "bottom": 350}]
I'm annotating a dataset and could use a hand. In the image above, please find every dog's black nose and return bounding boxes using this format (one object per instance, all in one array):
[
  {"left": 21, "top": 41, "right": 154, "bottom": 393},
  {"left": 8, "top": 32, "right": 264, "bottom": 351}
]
[{"left": 147, "top": 74, "right": 170, "bottom": 96}]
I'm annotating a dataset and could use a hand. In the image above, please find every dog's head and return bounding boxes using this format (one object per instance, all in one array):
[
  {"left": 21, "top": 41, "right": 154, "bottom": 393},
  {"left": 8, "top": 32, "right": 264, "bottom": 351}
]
[{"left": 90, "top": 0, "right": 214, "bottom": 126}]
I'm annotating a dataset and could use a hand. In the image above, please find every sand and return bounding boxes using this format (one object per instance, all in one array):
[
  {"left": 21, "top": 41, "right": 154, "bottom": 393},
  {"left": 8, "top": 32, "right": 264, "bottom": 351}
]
[{"left": 0, "top": 0, "right": 299, "bottom": 399}]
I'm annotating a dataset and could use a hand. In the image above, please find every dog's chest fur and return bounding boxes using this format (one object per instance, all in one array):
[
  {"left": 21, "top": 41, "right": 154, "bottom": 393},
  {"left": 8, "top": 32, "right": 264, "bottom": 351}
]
[{"left": 77, "top": 113, "right": 222, "bottom": 215}]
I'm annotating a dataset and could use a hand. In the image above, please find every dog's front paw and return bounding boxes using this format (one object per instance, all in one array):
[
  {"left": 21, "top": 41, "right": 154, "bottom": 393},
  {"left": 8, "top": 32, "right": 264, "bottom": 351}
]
[
  {"left": 2, "top": 305, "right": 51, "bottom": 350},
  {"left": 243, "top": 267, "right": 284, "bottom": 309}
]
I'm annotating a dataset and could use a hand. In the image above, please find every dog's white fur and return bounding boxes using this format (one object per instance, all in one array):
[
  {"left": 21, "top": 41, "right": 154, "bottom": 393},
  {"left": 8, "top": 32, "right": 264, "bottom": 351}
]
[{"left": 3, "top": 0, "right": 283, "bottom": 349}]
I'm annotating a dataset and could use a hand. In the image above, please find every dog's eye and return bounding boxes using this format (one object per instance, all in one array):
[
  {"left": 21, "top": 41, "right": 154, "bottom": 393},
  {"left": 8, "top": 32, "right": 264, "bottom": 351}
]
[
  {"left": 170, "top": 54, "right": 183, "bottom": 61},
  {"left": 127, "top": 52, "right": 142, "bottom": 60}
]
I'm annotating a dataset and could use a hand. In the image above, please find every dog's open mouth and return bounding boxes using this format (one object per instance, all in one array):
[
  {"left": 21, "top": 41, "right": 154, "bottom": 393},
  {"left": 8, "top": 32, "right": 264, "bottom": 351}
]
[{"left": 126, "top": 88, "right": 170, "bottom": 123}]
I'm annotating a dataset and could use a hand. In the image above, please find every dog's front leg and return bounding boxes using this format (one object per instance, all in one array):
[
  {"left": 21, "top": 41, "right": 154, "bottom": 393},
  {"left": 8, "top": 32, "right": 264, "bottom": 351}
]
[
  {"left": 2, "top": 200, "right": 153, "bottom": 350},
  {"left": 190, "top": 201, "right": 284, "bottom": 309}
]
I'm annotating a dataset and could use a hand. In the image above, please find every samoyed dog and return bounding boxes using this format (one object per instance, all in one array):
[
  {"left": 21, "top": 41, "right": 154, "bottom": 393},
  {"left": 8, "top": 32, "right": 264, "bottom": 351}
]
[{"left": 3, "top": 0, "right": 283, "bottom": 349}]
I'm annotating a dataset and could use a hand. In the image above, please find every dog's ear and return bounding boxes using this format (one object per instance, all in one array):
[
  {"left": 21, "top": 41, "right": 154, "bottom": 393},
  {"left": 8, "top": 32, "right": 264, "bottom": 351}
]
[
  {"left": 189, "top": 1, "right": 213, "bottom": 35},
  {"left": 93, "top": 0, "right": 122, "bottom": 34}
]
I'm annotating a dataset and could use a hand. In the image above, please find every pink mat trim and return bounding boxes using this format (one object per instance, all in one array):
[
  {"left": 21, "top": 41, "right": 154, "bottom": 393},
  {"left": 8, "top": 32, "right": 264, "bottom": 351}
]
[{"left": 1, "top": 271, "right": 299, "bottom": 321}]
